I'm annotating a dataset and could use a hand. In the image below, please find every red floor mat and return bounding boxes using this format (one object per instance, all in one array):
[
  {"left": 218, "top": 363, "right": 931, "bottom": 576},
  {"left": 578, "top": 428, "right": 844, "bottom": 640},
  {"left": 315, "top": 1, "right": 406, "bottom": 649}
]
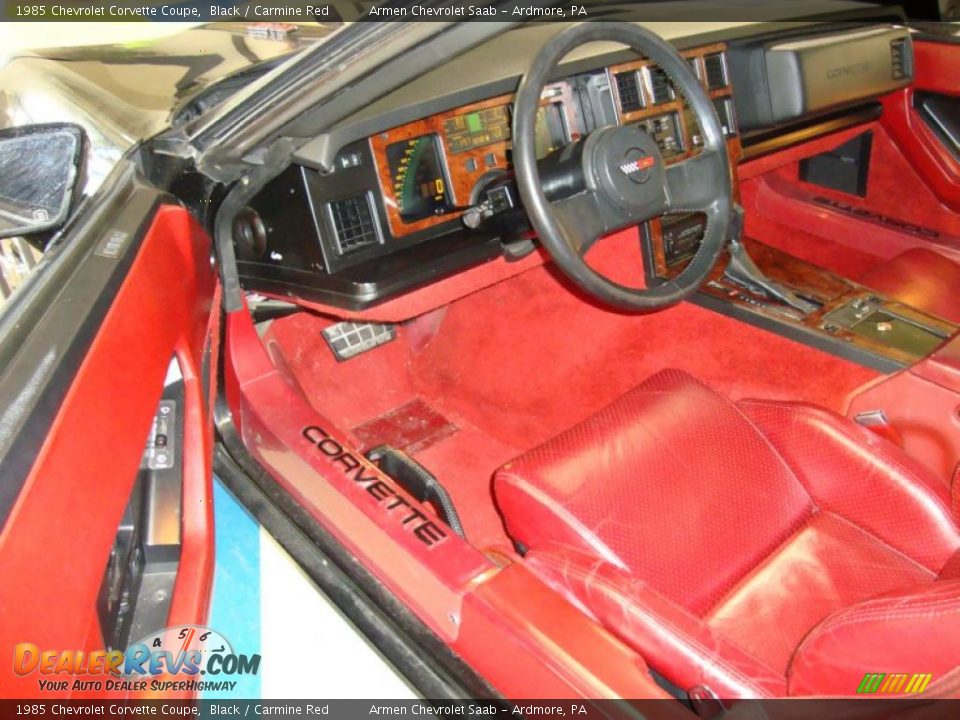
[
  {"left": 263, "top": 264, "right": 879, "bottom": 551},
  {"left": 263, "top": 313, "right": 522, "bottom": 550}
]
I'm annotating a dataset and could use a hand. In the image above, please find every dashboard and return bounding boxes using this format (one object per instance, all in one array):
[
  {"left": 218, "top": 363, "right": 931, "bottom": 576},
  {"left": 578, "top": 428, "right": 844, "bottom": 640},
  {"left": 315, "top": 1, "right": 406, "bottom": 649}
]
[
  {"left": 371, "top": 84, "right": 580, "bottom": 237},
  {"left": 368, "top": 42, "right": 738, "bottom": 240},
  {"left": 235, "top": 21, "right": 912, "bottom": 311}
]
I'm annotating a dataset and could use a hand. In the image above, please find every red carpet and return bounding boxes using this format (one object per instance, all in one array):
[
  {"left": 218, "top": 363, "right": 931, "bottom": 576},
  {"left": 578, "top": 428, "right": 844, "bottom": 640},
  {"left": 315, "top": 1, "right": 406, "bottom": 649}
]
[
  {"left": 264, "top": 258, "right": 879, "bottom": 551},
  {"left": 406, "top": 261, "right": 878, "bottom": 448}
]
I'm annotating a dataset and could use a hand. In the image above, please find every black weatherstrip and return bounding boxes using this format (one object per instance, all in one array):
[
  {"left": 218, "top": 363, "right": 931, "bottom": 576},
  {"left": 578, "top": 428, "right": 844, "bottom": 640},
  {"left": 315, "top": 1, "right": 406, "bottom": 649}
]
[{"left": 0, "top": 161, "right": 166, "bottom": 528}]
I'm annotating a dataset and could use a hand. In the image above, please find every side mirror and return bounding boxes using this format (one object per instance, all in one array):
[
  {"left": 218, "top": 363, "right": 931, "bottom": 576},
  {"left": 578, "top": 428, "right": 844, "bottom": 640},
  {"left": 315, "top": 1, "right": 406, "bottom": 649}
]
[{"left": 0, "top": 123, "right": 85, "bottom": 240}]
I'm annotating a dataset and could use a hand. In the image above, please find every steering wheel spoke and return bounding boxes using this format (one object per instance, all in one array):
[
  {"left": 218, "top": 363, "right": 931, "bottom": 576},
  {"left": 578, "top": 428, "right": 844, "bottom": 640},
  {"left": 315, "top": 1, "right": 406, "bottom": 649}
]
[
  {"left": 665, "top": 149, "right": 724, "bottom": 213},
  {"left": 555, "top": 191, "right": 615, "bottom": 256}
]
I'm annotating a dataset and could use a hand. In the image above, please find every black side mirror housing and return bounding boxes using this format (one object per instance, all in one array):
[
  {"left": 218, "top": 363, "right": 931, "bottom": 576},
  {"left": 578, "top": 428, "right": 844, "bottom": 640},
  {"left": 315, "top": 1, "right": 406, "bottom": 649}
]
[{"left": 0, "top": 123, "right": 86, "bottom": 240}]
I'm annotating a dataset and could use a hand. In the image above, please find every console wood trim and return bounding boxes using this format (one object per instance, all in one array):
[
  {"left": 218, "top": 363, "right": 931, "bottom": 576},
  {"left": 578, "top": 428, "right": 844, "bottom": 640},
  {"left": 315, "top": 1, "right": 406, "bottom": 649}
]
[{"left": 669, "top": 237, "right": 957, "bottom": 368}]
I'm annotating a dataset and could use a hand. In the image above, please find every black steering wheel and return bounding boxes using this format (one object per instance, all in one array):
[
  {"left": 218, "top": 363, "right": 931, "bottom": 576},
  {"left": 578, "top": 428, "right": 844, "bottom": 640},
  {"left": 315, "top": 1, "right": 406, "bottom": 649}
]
[{"left": 513, "top": 23, "right": 733, "bottom": 312}]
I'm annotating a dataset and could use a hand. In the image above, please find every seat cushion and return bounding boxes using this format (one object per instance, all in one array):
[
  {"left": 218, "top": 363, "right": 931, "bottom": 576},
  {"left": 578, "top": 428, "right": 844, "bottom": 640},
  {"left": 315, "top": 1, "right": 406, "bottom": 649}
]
[
  {"left": 494, "top": 370, "right": 960, "bottom": 697},
  {"left": 702, "top": 511, "right": 933, "bottom": 675},
  {"left": 859, "top": 248, "right": 960, "bottom": 323},
  {"left": 524, "top": 546, "right": 790, "bottom": 698}
]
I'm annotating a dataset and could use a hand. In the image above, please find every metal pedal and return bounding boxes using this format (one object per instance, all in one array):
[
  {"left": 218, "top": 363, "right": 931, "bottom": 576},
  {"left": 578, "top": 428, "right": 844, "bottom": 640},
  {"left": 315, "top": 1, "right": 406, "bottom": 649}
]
[{"left": 321, "top": 321, "right": 396, "bottom": 361}]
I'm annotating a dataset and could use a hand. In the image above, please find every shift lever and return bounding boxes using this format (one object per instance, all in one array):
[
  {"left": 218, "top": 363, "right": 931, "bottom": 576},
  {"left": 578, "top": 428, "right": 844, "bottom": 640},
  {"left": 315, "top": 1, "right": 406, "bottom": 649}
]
[{"left": 723, "top": 206, "right": 818, "bottom": 315}]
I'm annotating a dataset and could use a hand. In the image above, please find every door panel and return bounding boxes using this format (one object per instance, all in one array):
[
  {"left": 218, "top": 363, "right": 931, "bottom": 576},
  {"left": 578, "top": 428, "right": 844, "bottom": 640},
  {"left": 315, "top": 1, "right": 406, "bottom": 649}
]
[
  {"left": 881, "top": 38, "right": 960, "bottom": 211},
  {"left": 0, "top": 199, "right": 218, "bottom": 699}
]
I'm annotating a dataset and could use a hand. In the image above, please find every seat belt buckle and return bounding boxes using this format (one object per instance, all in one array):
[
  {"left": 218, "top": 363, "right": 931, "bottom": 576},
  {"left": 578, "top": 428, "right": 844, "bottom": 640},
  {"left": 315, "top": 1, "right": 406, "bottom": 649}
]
[{"left": 854, "top": 409, "right": 904, "bottom": 448}]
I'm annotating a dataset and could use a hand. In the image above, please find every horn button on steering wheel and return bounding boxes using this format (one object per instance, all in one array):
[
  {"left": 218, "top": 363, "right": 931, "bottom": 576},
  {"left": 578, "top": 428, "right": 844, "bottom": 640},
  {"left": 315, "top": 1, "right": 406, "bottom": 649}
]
[{"left": 589, "top": 126, "right": 667, "bottom": 213}]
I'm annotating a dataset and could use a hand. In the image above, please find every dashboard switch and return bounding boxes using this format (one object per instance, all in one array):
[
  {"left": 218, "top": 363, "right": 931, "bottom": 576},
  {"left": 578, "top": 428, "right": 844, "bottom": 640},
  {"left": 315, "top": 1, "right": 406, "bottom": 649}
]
[{"left": 488, "top": 185, "right": 515, "bottom": 213}]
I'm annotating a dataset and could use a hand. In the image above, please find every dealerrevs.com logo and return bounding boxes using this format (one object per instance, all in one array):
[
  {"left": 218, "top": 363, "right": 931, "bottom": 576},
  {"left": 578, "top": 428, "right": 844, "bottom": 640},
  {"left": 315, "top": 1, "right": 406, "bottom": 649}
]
[{"left": 13, "top": 625, "right": 260, "bottom": 693}]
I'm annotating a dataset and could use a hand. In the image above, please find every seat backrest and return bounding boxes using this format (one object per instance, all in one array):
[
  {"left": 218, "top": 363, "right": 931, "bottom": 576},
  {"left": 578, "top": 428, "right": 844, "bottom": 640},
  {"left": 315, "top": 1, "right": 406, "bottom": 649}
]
[
  {"left": 494, "top": 369, "right": 814, "bottom": 614},
  {"left": 739, "top": 400, "right": 960, "bottom": 572}
]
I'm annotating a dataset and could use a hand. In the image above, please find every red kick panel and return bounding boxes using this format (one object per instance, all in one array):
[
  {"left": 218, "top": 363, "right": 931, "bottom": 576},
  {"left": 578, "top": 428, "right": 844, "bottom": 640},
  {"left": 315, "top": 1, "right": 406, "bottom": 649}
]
[
  {"left": 881, "top": 40, "right": 960, "bottom": 213},
  {"left": 739, "top": 121, "right": 960, "bottom": 284}
]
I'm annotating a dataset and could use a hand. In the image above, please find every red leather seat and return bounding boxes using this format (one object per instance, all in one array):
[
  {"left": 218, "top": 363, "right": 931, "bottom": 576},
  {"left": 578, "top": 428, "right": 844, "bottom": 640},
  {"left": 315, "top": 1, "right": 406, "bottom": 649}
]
[
  {"left": 860, "top": 248, "right": 960, "bottom": 323},
  {"left": 494, "top": 369, "right": 960, "bottom": 698}
]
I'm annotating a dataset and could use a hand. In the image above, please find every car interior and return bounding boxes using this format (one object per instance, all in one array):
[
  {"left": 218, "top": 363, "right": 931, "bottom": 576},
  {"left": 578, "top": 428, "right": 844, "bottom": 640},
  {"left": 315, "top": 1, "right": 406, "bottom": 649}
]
[{"left": 222, "top": 17, "right": 960, "bottom": 701}]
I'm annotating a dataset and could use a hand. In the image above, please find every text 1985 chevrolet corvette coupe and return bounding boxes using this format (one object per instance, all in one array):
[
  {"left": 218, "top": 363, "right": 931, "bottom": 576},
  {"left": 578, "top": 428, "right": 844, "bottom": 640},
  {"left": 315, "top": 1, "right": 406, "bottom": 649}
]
[{"left": 2, "top": 5, "right": 960, "bottom": 709}]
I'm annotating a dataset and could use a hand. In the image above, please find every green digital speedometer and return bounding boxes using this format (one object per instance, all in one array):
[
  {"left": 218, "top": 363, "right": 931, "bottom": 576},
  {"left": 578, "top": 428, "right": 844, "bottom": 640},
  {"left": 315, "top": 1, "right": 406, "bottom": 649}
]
[{"left": 385, "top": 134, "right": 453, "bottom": 223}]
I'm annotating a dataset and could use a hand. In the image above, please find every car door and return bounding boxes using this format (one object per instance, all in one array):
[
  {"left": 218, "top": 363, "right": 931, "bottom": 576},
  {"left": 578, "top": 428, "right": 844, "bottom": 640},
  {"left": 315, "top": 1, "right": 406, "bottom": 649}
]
[
  {"left": 0, "top": 159, "right": 220, "bottom": 698},
  {"left": 882, "top": 27, "right": 960, "bottom": 214}
]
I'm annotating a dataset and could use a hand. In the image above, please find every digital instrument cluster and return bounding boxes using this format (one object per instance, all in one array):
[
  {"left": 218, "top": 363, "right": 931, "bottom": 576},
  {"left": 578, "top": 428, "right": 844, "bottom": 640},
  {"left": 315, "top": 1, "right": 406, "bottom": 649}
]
[
  {"left": 373, "top": 45, "right": 738, "bottom": 241},
  {"left": 385, "top": 135, "right": 453, "bottom": 223}
]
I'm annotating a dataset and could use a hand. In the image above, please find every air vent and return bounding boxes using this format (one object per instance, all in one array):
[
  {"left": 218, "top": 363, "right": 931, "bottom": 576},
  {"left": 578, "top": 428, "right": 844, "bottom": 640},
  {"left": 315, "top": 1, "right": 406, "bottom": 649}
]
[
  {"left": 327, "top": 193, "right": 380, "bottom": 256},
  {"left": 615, "top": 71, "right": 644, "bottom": 113},
  {"left": 890, "top": 38, "right": 910, "bottom": 81},
  {"left": 647, "top": 66, "right": 674, "bottom": 105},
  {"left": 704, "top": 52, "right": 728, "bottom": 90}
]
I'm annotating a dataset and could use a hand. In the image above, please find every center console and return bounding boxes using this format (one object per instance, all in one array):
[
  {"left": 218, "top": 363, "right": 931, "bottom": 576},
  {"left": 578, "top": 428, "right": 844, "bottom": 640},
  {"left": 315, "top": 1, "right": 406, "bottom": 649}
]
[{"left": 646, "top": 223, "right": 956, "bottom": 371}]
